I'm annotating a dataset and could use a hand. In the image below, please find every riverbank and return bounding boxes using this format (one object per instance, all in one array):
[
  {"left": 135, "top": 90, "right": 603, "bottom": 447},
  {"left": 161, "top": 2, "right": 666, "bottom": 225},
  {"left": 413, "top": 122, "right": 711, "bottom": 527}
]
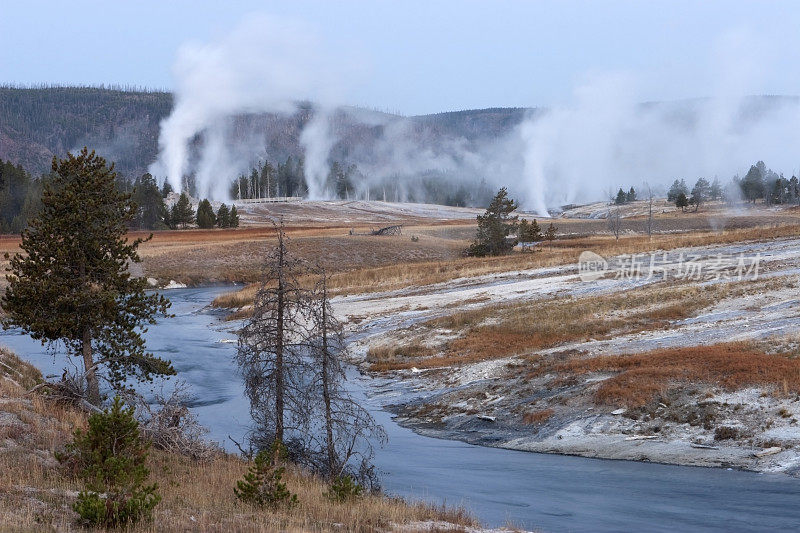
[
  {"left": 0, "top": 346, "right": 483, "bottom": 532},
  {"left": 335, "top": 234, "right": 800, "bottom": 477}
]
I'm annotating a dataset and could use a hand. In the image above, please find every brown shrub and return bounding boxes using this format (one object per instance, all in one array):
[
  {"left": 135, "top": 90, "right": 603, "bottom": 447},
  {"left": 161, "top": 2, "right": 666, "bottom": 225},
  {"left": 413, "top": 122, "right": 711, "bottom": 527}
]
[
  {"left": 523, "top": 408, "right": 554, "bottom": 425},
  {"left": 549, "top": 343, "right": 800, "bottom": 408},
  {"left": 714, "top": 426, "right": 739, "bottom": 440}
]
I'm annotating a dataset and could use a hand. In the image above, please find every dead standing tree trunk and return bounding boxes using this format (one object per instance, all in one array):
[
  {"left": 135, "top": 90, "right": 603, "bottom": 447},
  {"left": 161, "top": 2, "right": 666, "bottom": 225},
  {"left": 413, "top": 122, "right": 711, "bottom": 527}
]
[
  {"left": 236, "top": 223, "right": 315, "bottom": 459},
  {"left": 310, "top": 268, "right": 386, "bottom": 484}
]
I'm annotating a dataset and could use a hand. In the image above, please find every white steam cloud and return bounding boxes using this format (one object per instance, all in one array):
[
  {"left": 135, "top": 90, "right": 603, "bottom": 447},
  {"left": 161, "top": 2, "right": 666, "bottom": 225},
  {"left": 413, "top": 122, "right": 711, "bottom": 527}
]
[
  {"left": 149, "top": 14, "right": 344, "bottom": 197},
  {"left": 151, "top": 18, "right": 800, "bottom": 215}
]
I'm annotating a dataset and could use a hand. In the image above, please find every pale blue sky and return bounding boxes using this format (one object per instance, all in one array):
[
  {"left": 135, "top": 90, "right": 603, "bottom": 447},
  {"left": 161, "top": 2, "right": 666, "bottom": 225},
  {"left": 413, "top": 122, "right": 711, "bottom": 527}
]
[{"left": 2, "top": 0, "right": 800, "bottom": 114}]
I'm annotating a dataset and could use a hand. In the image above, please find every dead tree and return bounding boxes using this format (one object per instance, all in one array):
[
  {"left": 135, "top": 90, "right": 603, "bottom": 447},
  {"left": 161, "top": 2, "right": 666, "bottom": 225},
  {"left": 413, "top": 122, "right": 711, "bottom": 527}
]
[
  {"left": 608, "top": 207, "right": 622, "bottom": 240},
  {"left": 308, "top": 269, "right": 386, "bottom": 485},
  {"left": 236, "top": 223, "right": 315, "bottom": 456}
]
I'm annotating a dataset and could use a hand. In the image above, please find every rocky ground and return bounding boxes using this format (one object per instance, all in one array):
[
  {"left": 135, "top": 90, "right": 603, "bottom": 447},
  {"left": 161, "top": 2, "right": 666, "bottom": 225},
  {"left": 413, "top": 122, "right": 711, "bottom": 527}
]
[{"left": 335, "top": 234, "right": 800, "bottom": 475}]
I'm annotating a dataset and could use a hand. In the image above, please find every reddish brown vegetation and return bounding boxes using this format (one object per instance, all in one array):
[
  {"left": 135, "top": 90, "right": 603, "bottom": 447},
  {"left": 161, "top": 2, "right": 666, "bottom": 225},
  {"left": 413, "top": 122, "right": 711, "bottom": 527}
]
[
  {"left": 546, "top": 343, "right": 800, "bottom": 408},
  {"left": 523, "top": 408, "right": 554, "bottom": 425}
]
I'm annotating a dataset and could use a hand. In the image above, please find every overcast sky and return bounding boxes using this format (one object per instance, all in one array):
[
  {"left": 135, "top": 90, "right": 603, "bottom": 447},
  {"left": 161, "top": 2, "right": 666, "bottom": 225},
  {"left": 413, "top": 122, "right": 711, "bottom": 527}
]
[{"left": 2, "top": 0, "right": 800, "bottom": 115}]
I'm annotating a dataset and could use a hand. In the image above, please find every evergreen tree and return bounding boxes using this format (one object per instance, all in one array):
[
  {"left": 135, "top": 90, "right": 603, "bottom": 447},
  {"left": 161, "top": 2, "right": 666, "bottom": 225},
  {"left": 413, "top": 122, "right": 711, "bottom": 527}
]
[
  {"left": 131, "top": 173, "right": 167, "bottom": 230},
  {"left": 160, "top": 181, "right": 173, "bottom": 198},
  {"left": 626, "top": 187, "right": 636, "bottom": 203},
  {"left": 229, "top": 205, "right": 240, "bottom": 228},
  {"left": 216, "top": 203, "right": 231, "bottom": 228},
  {"left": 710, "top": 177, "right": 722, "bottom": 200},
  {"left": 196, "top": 199, "right": 216, "bottom": 229},
  {"left": 741, "top": 163, "right": 765, "bottom": 202},
  {"left": 518, "top": 218, "right": 542, "bottom": 242},
  {"left": 676, "top": 191, "right": 689, "bottom": 211},
  {"left": 1, "top": 148, "right": 173, "bottom": 405},
  {"left": 171, "top": 192, "right": 195, "bottom": 229},
  {"left": 615, "top": 188, "right": 627, "bottom": 205},
  {"left": 467, "top": 187, "right": 519, "bottom": 256},
  {"left": 544, "top": 222, "right": 558, "bottom": 248},
  {"left": 668, "top": 179, "right": 689, "bottom": 202},
  {"left": 63, "top": 397, "right": 160, "bottom": 527},
  {"left": 691, "top": 178, "right": 711, "bottom": 210},
  {"left": 234, "top": 442, "right": 297, "bottom": 509}
]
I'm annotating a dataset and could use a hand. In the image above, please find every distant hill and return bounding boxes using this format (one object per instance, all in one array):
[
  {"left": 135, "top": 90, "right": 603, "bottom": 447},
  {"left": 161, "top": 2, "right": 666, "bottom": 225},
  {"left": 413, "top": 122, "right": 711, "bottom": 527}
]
[{"left": 0, "top": 86, "right": 529, "bottom": 178}]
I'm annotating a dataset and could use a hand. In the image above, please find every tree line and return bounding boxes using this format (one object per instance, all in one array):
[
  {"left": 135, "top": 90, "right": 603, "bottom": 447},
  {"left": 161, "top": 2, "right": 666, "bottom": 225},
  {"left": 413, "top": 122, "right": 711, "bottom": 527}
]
[{"left": 0, "top": 159, "right": 240, "bottom": 233}]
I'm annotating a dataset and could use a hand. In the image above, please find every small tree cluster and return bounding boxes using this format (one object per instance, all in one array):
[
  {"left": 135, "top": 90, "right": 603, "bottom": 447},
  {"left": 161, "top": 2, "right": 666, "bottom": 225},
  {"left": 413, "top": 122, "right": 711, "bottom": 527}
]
[
  {"left": 60, "top": 397, "right": 160, "bottom": 527},
  {"left": 216, "top": 203, "right": 240, "bottom": 228},
  {"left": 614, "top": 187, "right": 637, "bottom": 205},
  {"left": 467, "top": 187, "right": 519, "bottom": 256}
]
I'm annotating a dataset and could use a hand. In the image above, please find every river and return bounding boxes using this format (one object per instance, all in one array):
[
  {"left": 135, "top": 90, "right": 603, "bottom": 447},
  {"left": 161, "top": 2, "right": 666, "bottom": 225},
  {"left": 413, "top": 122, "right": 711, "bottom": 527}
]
[{"left": 2, "top": 286, "right": 800, "bottom": 532}]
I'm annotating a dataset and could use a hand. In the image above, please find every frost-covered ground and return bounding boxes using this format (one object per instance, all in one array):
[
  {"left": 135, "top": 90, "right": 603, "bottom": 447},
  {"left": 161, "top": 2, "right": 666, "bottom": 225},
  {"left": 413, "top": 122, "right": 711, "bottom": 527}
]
[{"left": 335, "top": 235, "right": 800, "bottom": 474}]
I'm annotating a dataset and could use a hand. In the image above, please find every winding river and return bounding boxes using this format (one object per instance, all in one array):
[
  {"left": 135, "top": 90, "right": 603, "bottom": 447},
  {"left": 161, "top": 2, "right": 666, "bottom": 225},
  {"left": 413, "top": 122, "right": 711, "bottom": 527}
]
[{"left": 3, "top": 286, "right": 800, "bottom": 532}]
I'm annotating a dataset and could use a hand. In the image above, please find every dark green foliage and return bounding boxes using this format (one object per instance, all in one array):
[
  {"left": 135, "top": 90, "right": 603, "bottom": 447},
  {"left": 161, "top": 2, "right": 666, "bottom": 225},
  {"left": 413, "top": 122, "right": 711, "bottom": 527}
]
[
  {"left": 131, "top": 173, "right": 168, "bottom": 230},
  {"left": 741, "top": 162, "right": 766, "bottom": 202},
  {"left": 544, "top": 222, "right": 558, "bottom": 246},
  {"left": 710, "top": 178, "right": 722, "bottom": 200},
  {"left": 675, "top": 191, "right": 689, "bottom": 211},
  {"left": 196, "top": 199, "right": 216, "bottom": 229},
  {"left": 467, "top": 187, "right": 519, "bottom": 256},
  {"left": 626, "top": 187, "right": 636, "bottom": 203},
  {"left": 615, "top": 188, "right": 627, "bottom": 205},
  {"left": 62, "top": 397, "right": 160, "bottom": 527},
  {"left": 518, "top": 218, "right": 542, "bottom": 242},
  {"left": 234, "top": 442, "right": 298, "bottom": 509},
  {"left": 0, "top": 159, "right": 43, "bottom": 233},
  {"left": 160, "top": 181, "right": 173, "bottom": 198},
  {"left": 325, "top": 475, "right": 364, "bottom": 503},
  {"left": 229, "top": 205, "right": 240, "bottom": 228},
  {"left": 1, "top": 148, "right": 173, "bottom": 405},
  {"left": 690, "top": 178, "right": 711, "bottom": 210},
  {"left": 216, "top": 203, "right": 231, "bottom": 228},
  {"left": 667, "top": 179, "right": 689, "bottom": 202},
  {"left": 170, "top": 192, "right": 195, "bottom": 229},
  {"left": 0, "top": 86, "right": 172, "bottom": 178}
]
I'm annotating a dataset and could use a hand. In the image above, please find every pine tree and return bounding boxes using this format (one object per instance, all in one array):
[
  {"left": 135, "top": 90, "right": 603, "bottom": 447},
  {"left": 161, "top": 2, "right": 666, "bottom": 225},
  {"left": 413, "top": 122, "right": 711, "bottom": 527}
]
[
  {"left": 626, "top": 187, "right": 636, "bottom": 203},
  {"left": 196, "top": 199, "right": 216, "bottom": 229},
  {"left": 518, "top": 218, "right": 542, "bottom": 242},
  {"left": 544, "top": 222, "right": 558, "bottom": 248},
  {"left": 676, "top": 191, "right": 689, "bottom": 211},
  {"left": 229, "top": 205, "right": 240, "bottom": 228},
  {"left": 160, "top": 181, "right": 174, "bottom": 198},
  {"left": 234, "top": 442, "right": 297, "bottom": 509},
  {"left": 171, "top": 192, "right": 195, "bottom": 229},
  {"left": 216, "top": 203, "right": 231, "bottom": 228},
  {"left": 131, "top": 173, "right": 167, "bottom": 230},
  {"left": 467, "top": 187, "right": 519, "bottom": 256},
  {"left": 63, "top": 397, "right": 160, "bottom": 527},
  {"left": 1, "top": 148, "right": 173, "bottom": 405},
  {"left": 615, "top": 188, "right": 627, "bottom": 205}
]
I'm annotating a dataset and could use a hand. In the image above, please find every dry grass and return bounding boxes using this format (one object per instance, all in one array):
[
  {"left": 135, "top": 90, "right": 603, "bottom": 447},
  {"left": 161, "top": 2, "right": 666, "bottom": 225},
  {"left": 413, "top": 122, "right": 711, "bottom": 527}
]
[
  {"left": 541, "top": 342, "right": 800, "bottom": 408},
  {"left": 0, "top": 347, "right": 477, "bottom": 532},
  {"left": 370, "top": 277, "right": 789, "bottom": 371},
  {"left": 522, "top": 409, "right": 554, "bottom": 425},
  {"left": 367, "top": 344, "right": 438, "bottom": 372},
  {"left": 214, "top": 222, "right": 800, "bottom": 309}
]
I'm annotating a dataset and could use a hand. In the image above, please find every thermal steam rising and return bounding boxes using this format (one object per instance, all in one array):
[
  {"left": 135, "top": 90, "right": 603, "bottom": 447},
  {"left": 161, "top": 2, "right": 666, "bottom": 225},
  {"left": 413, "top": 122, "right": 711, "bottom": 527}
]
[{"left": 151, "top": 16, "right": 800, "bottom": 214}]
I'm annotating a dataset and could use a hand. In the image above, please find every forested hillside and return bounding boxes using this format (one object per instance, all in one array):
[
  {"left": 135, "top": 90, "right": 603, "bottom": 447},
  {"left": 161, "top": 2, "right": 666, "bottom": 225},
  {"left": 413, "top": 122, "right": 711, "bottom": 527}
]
[
  {"left": 0, "top": 86, "right": 172, "bottom": 177},
  {"left": 0, "top": 86, "right": 528, "bottom": 179}
]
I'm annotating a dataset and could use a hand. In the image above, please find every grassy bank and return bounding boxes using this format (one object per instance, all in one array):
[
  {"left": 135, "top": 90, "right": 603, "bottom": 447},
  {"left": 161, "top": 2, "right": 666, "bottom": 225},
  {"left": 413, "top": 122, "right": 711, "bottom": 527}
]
[{"left": 0, "top": 347, "right": 477, "bottom": 532}]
